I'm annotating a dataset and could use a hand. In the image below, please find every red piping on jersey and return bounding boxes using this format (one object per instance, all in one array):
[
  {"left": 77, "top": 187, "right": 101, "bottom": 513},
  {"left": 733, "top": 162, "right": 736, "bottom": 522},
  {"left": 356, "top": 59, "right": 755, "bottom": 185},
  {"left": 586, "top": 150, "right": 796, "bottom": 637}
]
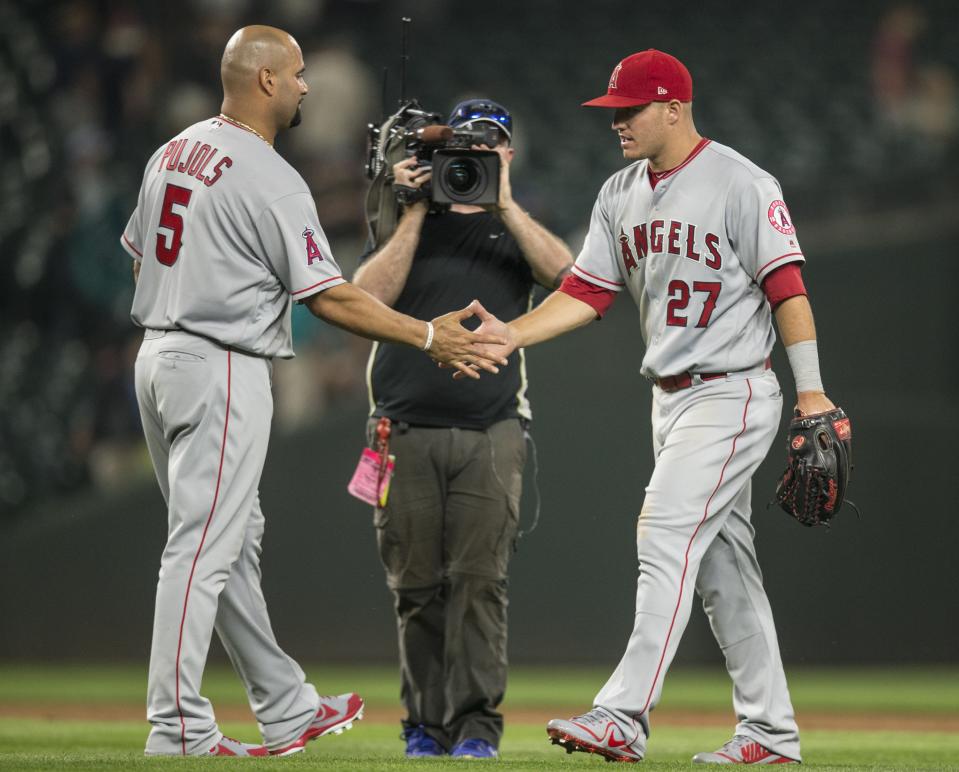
[
  {"left": 572, "top": 265, "right": 626, "bottom": 288},
  {"left": 757, "top": 252, "right": 803, "bottom": 279},
  {"left": 647, "top": 138, "right": 711, "bottom": 188},
  {"left": 174, "top": 351, "right": 232, "bottom": 754},
  {"left": 291, "top": 275, "right": 344, "bottom": 297},
  {"left": 638, "top": 378, "right": 753, "bottom": 717},
  {"left": 123, "top": 233, "right": 143, "bottom": 257}
]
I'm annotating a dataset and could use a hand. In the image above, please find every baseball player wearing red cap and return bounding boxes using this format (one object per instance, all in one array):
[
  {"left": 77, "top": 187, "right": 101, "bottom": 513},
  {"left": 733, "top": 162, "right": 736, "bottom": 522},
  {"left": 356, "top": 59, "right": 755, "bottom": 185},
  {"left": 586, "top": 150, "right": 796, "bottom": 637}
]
[{"left": 469, "top": 49, "right": 837, "bottom": 764}]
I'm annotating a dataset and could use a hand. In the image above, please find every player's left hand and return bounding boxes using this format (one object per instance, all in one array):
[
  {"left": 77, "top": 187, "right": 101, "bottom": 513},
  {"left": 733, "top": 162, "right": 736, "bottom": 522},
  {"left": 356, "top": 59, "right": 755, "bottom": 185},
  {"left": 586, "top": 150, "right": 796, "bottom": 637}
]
[
  {"left": 472, "top": 143, "right": 515, "bottom": 213},
  {"left": 795, "top": 390, "right": 835, "bottom": 416}
]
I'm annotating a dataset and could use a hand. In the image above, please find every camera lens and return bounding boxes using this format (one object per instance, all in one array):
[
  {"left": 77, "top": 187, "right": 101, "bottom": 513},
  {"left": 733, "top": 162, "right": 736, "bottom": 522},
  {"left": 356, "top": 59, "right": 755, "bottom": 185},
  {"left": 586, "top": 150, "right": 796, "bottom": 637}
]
[{"left": 445, "top": 158, "right": 481, "bottom": 196}]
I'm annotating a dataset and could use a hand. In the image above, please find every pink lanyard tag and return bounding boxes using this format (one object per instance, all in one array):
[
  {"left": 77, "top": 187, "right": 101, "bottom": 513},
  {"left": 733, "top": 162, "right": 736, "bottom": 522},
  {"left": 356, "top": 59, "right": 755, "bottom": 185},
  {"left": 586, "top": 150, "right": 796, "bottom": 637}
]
[
  {"left": 347, "top": 417, "right": 394, "bottom": 507},
  {"left": 347, "top": 448, "right": 395, "bottom": 507}
]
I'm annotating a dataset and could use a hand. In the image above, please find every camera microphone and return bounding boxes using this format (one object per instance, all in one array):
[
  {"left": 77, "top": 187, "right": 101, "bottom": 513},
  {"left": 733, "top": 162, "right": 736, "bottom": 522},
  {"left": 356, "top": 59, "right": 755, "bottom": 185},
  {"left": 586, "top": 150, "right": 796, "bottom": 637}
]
[{"left": 415, "top": 125, "right": 454, "bottom": 143}]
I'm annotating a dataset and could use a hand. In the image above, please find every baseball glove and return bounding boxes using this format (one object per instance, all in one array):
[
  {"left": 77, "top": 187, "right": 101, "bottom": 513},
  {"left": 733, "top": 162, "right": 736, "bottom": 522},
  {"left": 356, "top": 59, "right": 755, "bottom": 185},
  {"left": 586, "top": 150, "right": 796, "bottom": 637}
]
[{"left": 774, "top": 407, "right": 858, "bottom": 527}]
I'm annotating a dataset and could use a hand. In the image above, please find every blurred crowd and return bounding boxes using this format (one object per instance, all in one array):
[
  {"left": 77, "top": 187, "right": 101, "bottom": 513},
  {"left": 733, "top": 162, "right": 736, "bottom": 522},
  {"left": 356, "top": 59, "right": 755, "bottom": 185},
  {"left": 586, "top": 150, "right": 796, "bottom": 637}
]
[{"left": 1, "top": 0, "right": 957, "bottom": 521}]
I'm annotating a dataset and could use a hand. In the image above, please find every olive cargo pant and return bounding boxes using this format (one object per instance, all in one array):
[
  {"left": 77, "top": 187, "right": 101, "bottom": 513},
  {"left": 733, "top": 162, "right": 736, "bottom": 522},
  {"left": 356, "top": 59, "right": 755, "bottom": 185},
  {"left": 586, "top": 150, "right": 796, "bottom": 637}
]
[{"left": 370, "top": 418, "right": 526, "bottom": 750}]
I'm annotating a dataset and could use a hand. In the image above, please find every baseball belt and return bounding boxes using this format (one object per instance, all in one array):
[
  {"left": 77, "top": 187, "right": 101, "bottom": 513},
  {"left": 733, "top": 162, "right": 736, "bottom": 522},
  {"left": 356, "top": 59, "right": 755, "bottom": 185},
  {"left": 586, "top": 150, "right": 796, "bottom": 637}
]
[{"left": 654, "top": 357, "right": 772, "bottom": 393}]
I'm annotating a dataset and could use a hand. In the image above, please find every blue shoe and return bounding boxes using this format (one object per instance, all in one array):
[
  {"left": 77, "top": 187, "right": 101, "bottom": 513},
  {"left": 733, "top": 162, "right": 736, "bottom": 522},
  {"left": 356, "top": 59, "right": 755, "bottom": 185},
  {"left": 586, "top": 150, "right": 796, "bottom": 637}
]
[
  {"left": 450, "top": 738, "right": 498, "bottom": 759},
  {"left": 403, "top": 725, "right": 446, "bottom": 757}
]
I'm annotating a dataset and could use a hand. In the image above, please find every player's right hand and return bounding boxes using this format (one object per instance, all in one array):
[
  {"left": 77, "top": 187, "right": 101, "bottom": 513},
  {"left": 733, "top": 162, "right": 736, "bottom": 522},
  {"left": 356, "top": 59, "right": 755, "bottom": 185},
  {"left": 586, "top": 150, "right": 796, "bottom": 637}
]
[
  {"left": 443, "top": 301, "right": 518, "bottom": 380},
  {"left": 428, "top": 300, "right": 509, "bottom": 380},
  {"left": 795, "top": 391, "right": 836, "bottom": 417}
]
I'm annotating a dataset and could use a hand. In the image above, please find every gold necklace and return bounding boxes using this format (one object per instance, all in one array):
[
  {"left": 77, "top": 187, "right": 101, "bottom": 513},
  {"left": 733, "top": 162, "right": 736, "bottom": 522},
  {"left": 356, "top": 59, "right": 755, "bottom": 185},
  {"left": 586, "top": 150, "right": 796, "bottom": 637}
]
[{"left": 218, "top": 113, "right": 272, "bottom": 146}]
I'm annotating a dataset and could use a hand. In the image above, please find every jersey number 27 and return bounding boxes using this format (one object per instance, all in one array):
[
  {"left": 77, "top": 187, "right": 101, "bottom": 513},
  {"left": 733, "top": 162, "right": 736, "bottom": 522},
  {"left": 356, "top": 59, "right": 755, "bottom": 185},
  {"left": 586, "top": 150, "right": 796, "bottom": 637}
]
[
  {"left": 666, "top": 280, "right": 721, "bottom": 328},
  {"left": 156, "top": 183, "right": 193, "bottom": 266}
]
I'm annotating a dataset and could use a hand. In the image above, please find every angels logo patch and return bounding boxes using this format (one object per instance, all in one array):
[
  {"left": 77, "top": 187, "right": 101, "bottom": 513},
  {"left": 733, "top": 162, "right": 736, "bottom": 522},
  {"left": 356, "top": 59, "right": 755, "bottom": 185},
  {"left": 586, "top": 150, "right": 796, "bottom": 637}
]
[
  {"left": 303, "top": 226, "right": 323, "bottom": 265},
  {"left": 791, "top": 435, "right": 806, "bottom": 451},
  {"left": 767, "top": 200, "right": 796, "bottom": 235}
]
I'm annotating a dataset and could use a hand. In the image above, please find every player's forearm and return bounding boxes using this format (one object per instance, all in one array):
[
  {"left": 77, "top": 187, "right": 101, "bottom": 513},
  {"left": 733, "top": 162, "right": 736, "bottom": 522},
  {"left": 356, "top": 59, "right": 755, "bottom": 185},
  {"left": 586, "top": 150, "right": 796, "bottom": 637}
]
[
  {"left": 774, "top": 293, "right": 833, "bottom": 414},
  {"left": 774, "top": 295, "right": 817, "bottom": 346},
  {"left": 306, "top": 282, "right": 428, "bottom": 349},
  {"left": 508, "top": 290, "right": 596, "bottom": 348},
  {"left": 351, "top": 204, "right": 427, "bottom": 306},
  {"left": 499, "top": 204, "right": 573, "bottom": 288}
]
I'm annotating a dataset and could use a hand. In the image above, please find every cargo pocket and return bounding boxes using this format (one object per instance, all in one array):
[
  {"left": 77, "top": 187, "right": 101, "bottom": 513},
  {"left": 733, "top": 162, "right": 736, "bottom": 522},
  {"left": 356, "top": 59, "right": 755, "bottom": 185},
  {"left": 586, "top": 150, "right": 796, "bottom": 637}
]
[{"left": 488, "top": 420, "right": 527, "bottom": 562}]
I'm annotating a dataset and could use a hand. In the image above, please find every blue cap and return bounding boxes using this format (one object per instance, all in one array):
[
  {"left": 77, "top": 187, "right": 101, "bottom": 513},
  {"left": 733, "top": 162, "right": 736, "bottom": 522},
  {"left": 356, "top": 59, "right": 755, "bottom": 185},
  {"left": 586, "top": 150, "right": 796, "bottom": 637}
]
[{"left": 447, "top": 98, "right": 512, "bottom": 139}]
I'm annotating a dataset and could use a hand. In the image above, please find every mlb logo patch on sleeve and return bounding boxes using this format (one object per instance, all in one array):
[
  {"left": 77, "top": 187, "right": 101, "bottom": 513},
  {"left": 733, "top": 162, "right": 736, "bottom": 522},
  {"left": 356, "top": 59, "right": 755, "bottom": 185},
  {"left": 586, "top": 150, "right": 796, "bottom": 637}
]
[{"left": 303, "top": 226, "right": 323, "bottom": 264}]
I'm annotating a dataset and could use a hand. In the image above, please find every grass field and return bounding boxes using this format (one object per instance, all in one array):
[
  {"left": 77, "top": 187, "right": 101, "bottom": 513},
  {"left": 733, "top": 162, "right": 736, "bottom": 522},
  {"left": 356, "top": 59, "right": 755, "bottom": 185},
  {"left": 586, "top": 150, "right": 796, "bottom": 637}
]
[{"left": 1, "top": 664, "right": 956, "bottom": 770}]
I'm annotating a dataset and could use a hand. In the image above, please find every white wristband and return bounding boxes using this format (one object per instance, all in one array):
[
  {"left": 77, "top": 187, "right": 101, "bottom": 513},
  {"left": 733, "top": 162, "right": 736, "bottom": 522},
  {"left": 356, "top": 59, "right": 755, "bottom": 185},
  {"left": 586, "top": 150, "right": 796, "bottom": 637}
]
[
  {"left": 421, "top": 321, "right": 434, "bottom": 352},
  {"left": 785, "top": 339, "right": 824, "bottom": 393}
]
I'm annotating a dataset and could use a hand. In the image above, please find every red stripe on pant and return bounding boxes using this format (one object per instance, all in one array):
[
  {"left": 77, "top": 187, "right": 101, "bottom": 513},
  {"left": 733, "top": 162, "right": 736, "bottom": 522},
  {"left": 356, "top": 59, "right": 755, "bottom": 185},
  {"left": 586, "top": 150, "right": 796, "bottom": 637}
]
[
  {"left": 174, "top": 351, "right": 232, "bottom": 754},
  {"left": 639, "top": 379, "right": 754, "bottom": 716}
]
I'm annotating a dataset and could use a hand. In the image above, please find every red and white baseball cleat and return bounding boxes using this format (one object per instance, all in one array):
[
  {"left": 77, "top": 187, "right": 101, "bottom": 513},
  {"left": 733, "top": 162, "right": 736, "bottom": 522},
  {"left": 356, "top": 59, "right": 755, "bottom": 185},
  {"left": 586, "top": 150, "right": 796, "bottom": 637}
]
[
  {"left": 546, "top": 707, "right": 645, "bottom": 763},
  {"left": 692, "top": 735, "right": 799, "bottom": 764},
  {"left": 270, "top": 692, "right": 365, "bottom": 757},
  {"left": 206, "top": 735, "right": 269, "bottom": 756}
]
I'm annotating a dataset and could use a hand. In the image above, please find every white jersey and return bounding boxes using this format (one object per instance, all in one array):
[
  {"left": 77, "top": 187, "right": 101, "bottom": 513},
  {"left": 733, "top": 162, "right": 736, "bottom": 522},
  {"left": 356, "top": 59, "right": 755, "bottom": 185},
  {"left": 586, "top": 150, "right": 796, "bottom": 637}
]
[
  {"left": 573, "top": 139, "right": 804, "bottom": 378},
  {"left": 120, "top": 116, "right": 346, "bottom": 358}
]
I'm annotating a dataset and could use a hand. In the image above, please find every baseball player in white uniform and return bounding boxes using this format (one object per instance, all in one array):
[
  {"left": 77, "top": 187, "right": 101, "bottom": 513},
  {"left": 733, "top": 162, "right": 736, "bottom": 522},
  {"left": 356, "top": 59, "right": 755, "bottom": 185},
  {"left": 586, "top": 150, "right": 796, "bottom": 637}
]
[
  {"left": 469, "top": 50, "right": 837, "bottom": 764},
  {"left": 120, "top": 26, "right": 506, "bottom": 757}
]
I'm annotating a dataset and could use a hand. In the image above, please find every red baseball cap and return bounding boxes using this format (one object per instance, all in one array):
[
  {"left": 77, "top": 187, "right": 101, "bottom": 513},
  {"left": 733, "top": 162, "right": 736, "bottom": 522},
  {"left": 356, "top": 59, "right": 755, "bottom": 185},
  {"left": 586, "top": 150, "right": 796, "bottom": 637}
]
[{"left": 583, "top": 49, "right": 693, "bottom": 108}]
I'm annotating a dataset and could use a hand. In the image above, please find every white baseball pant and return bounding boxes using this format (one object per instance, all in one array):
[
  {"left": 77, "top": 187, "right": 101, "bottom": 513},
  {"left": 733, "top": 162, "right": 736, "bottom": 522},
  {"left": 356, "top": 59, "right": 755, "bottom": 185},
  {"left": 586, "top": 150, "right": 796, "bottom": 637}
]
[
  {"left": 135, "top": 330, "right": 319, "bottom": 755},
  {"left": 595, "top": 369, "right": 800, "bottom": 761}
]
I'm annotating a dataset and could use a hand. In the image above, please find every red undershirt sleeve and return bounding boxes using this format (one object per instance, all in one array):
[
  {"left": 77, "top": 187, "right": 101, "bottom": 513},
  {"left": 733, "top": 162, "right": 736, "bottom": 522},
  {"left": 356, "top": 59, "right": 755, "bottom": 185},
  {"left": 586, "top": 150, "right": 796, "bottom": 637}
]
[
  {"left": 761, "top": 263, "right": 807, "bottom": 310},
  {"left": 558, "top": 273, "right": 618, "bottom": 318}
]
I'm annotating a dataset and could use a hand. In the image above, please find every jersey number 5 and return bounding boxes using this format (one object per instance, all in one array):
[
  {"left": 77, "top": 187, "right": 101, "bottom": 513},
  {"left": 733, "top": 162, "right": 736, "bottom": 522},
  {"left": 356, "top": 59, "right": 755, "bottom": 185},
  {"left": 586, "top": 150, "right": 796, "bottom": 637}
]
[
  {"left": 666, "top": 280, "right": 721, "bottom": 328},
  {"left": 156, "top": 183, "right": 193, "bottom": 266}
]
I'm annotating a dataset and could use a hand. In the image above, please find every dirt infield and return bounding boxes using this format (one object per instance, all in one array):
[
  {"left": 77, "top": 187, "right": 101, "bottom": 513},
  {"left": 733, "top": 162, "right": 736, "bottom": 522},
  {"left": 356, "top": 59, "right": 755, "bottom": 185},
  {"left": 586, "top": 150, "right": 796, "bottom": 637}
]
[{"left": 2, "top": 702, "right": 957, "bottom": 732}]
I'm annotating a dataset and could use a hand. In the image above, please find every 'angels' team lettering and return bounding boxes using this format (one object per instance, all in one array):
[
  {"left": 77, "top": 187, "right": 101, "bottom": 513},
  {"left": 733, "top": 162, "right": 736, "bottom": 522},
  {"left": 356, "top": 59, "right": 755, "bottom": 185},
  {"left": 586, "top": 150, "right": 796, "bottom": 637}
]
[{"left": 618, "top": 219, "right": 722, "bottom": 276}]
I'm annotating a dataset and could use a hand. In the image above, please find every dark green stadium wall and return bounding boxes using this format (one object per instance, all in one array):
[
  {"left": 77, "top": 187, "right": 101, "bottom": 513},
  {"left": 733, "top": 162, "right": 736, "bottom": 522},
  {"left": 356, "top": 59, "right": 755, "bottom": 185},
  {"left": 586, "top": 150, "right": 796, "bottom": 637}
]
[{"left": 2, "top": 240, "right": 956, "bottom": 665}]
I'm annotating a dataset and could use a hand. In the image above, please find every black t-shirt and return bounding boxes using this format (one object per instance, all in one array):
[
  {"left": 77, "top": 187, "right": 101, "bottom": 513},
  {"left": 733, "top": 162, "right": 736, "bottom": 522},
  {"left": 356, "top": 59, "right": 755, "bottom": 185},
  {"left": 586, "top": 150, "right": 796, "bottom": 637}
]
[{"left": 366, "top": 209, "right": 535, "bottom": 429}]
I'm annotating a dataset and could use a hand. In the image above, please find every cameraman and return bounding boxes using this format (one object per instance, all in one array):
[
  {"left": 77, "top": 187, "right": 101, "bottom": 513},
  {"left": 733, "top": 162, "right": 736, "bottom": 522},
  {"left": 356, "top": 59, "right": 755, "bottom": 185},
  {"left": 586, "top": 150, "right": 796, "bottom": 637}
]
[{"left": 353, "top": 99, "right": 573, "bottom": 759}]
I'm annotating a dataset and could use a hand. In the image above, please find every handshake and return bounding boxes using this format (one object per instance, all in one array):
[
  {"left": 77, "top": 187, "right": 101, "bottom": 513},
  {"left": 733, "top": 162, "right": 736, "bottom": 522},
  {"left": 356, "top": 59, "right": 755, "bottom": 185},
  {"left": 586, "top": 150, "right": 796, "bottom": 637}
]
[{"left": 426, "top": 299, "right": 515, "bottom": 380}]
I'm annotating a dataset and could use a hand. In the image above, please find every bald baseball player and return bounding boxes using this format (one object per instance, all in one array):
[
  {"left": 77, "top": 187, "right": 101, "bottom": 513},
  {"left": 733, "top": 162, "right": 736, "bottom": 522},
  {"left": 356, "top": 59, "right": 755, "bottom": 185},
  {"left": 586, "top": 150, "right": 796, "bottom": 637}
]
[
  {"left": 120, "top": 25, "right": 506, "bottom": 758},
  {"left": 469, "top": 50, "right": 837, "bottom": 764}
]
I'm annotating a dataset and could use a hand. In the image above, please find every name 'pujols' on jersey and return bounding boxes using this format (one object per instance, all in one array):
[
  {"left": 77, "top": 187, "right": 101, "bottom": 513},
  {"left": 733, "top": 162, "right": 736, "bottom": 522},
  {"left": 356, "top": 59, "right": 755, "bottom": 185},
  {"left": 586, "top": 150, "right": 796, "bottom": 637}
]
[
  {"left": 156, "top": 138, "right": 234, "bottom": 188},
  {"left": 618, "top": 219, "right": 722, "bottom": 276}
]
